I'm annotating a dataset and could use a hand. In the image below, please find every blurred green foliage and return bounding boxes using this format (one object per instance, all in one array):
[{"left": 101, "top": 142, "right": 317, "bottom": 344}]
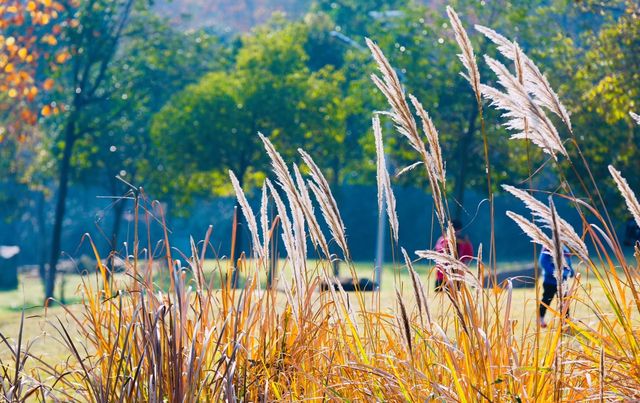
[{"left": 1, "top": 0, "right": 639, "bottom": 222}]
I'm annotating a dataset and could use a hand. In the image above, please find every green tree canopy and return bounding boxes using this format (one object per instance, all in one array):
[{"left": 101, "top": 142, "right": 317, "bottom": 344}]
[{"left": 150, "top": 18, "right": 351, "bottom": 204}]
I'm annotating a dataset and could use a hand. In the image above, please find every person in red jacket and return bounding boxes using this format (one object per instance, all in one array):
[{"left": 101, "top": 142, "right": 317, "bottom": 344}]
[{"left": 434, "top": 219, "right": 474, "bottom": 292}]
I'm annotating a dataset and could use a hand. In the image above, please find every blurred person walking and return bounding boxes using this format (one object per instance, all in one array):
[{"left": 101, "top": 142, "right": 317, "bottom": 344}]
[
  {"left": 538, "top": 246, "right": 575, "bottom": 328},
  {"left": 434, "top": 219, "right": 474, "bottom": 292}
]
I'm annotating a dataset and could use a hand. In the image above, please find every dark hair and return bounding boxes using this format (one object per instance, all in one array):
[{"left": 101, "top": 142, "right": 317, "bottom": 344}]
[{"left": 451, "top": 219, "right": 463, "bottom": 231}]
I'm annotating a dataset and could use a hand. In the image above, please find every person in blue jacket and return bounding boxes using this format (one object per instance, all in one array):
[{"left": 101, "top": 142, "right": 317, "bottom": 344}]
[{"left": 538, "top": 246, "right": 575, "bottom": 328}]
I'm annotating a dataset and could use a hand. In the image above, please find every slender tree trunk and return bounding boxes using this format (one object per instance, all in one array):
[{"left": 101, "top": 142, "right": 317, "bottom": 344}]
[
  {"left": 454, "top": 106, "right": 479, "bottom": 220},
  {"left": 267, "top": 201, "right": 278, "bottom": 289},
  {"left": 46, "top": 117, "right": 76, "bottom": 303},
  {"left": 37, "top": 191, "right": 47, "bottom": 285},
  {"left": 231, "top": 168, "right": 246, "bottom": 287},
  {"left": 330, "top": 162, "right": 341, "bottom": 276}
]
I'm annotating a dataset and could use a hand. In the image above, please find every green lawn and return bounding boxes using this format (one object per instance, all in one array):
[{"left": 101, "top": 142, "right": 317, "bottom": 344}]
[{"left": 0, "top": 272, "right": 86, "bottom": 366}]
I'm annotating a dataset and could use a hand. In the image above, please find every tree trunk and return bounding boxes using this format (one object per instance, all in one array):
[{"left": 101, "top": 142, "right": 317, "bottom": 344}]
[
  {"left": 267, "top": 201, "right": 278, "bottom": 289},
  {"left": 229, "top": 207, "right": 244, "bottom": 288},
  {"left": 454, "top": 106, "right": 479, "bottom": 220},
  {"left": 37, "top": 191, "right": 47, "bottom": 285},
  {"left": 330, "top": 162, "right": 341, "bottom": 276},
  {"left": 230, "top": 169, "right": 246, "bottom": 288},
  {"left": 46, "top": 117, "right": 76, "bottom": 303}
]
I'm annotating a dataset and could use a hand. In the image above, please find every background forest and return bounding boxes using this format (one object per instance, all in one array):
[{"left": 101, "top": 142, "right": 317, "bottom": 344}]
[{"left": 1, "top": 0, "right": 638, "bottom": 301}]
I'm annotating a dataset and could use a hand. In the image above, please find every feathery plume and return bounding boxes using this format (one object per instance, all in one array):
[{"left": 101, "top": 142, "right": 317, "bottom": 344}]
[
  {"left": 402, "top": 247, "right": 431, "bottom": 325},
  {"left": 476, "top": 24, "right": 572, "bottom": 131},
  {"left": 445, "top": 221, "right": 458, "bottom": 259},
  {"left": 373, "top": 114, "right": 399, "bottom": 243},
  {"left": 630, "top": 111, "right": 640, "bottom": 125},
  {"left": 290, "top": 181, "right": 307, "bottom": 271},
  {"left": 407, "top": 95, "right": 446, "bottom": 222},
  {"left": 609, "top": 165, "right": 640, "bottom": 228},
  {"left": 474, "top": 24, "right": 512, "bottom": 55},
  {"left": 395, "top": 161, "right": 423, "bottom": 178},
  {"left": 299, "top": 149, "right": 350, "bottom": 260},
  {"left": 480, "top": 56, "right": 568, "bottom": 159},
  {"left": 523, "top": 56, "right": 572, "bottom": 132},
  {"left": 502, "top": 185, "right": 588, "bottom": 262},
  {"left": 259, "top": 133, "right": 312, "bottom": 270},
  {"left": 476, "top": 243, "right": 483, "bottom": 285},
  {"left": 259, "top": 133, "right": 309, "bottom": 217},
  {"left": 447, "top": 6, "right": 481, "bottom": 101},
  {"left": 265, "top": 180, "right": 295, "bottom": 262},
  {"left": 259, "top": 133, "right": 294, "bottom": 192},
  {"left": 396, "top": 290, "right": 413, "bottom": 356},
  {"left": 506, "top": 211, "right": 554, "bottom": 252},
  {"left": 266, "top": 179, "right": 304, "bottom": 297},
  {"left": 366, "top": 38, "right": 421, "bottom": 153},
  {"left": 415, "top": 249, "right": 478, "bottom": 288},
  {"left": 228, "top": 170, "right": 262, "bottom": 259},
  {"left": 260, "top": 181, "right": 270, "bottom": 262},
  {"left": 307, "top": 181, "right": 349, "bottom": 261},
  {"left": 513, "top": 42, "right": 525, "bottom": 84},
  {"left": 373, "top": 115, "right": 386, "bottom": 215},
  {"left": 293, "top": 164, "right": 331, "bottom": 259},
  {"left": 409, "top": 95, "right": 445, "bottom": 184},
  {"left": 366, "top": 38, "right": 447, "bottom": 225}
]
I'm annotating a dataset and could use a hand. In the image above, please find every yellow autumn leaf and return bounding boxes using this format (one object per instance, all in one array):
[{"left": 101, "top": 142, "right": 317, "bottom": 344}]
[{"left": 43, "top": 78, "right": 55, "bottom": 91}]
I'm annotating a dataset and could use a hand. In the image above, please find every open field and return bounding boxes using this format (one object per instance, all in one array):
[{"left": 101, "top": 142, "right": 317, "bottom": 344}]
[{"left": 0, "top": 257, "right": 621, "bottom": 361}]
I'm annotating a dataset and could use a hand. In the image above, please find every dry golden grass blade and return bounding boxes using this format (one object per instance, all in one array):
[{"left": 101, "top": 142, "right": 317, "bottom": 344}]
[
  {"left": 608, "top": 165, "right": 640, "bottom": 228},
  {"left": 447, "top": 6, "right": 481, "bottom": 101},
  {"left": 372, "top": 114, "right": 399, "bottom": 243}
]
